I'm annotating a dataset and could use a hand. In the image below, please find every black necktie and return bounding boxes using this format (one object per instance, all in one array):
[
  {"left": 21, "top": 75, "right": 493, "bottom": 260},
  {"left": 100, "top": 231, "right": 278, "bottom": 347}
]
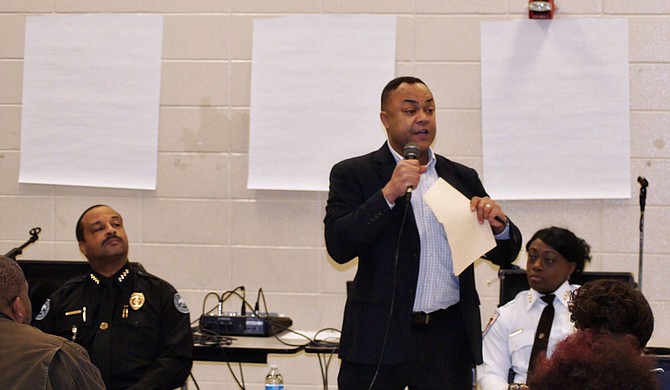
[{"left": 527, "top": 294, "right": 555, "bottom": 377}]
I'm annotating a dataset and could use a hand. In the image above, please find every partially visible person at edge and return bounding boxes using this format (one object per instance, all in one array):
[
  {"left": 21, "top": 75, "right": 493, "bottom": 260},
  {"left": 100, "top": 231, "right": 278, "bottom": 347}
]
[
  {"left": 527, "top": 330, "right": 659, "bottom": 390},
  {"left": 478, "top": 227, "right": 591, "bottom": 390},
  {"left": 528, "top": 279, "right": 659, "bottom": 390},
  {"left": 0, "top": 254, "right": 105, "bottom": 389},
  {"left": 570, "top": 278, "right": 653, "bottom": 348},
  {"left": 35, "top": 204, "right": 193, "bottom": 390},
  {"left": 324, "top": 76, "right": 523, "bottom": 389}
]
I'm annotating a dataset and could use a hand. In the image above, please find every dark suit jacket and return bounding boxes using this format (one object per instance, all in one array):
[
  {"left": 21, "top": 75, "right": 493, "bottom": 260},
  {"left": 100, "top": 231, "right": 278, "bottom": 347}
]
[{"left": 324, "top": 143, "right": 522, "bottom": 365}]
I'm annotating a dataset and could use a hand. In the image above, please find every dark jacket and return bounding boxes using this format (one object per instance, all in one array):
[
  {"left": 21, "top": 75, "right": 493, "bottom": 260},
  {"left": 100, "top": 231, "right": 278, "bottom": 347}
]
[
  {"left": 0, "top": 315, "right": 105, "bottom": 390},
  {"left": 324, "top": 144, "right": 522, "bottom": 365}
]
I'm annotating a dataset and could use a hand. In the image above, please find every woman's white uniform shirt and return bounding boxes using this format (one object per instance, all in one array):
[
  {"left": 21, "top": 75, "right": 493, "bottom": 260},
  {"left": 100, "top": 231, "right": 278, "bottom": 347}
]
[{"left": 477, "top": 280, "right": 578, "bottom": 390}]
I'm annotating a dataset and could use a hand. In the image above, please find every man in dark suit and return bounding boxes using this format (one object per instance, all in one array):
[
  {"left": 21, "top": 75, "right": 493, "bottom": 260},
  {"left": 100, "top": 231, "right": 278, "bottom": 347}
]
[{"left": 324, "top": 76, "right": 522, "bottom": 389}]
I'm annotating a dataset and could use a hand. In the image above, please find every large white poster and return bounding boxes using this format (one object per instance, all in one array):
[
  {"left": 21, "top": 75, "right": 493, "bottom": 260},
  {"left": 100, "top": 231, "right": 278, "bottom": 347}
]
[
  {"left": 20, "top": 14, "right": 163, "bottom": 190},
  {"left": 248, "top": 15, "right": 396, "bottom": 191},
  {"left": 481, "top": 19, "right": 630, "bottom": 200}
]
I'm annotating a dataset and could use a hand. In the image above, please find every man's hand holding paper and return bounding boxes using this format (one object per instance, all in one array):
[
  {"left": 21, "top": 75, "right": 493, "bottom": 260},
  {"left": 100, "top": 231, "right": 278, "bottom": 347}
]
[{"left": 423, "top": 178, "right": 498, "bottom": 275}]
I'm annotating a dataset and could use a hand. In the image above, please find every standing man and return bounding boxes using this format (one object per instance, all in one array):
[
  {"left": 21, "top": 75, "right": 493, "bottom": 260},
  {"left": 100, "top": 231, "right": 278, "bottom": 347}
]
[
  {"left": 35, "top": 204, "right": 193, "bottom": 390},
  {"left": 324, "top": 76, "right": 522, "bottom": 389},
  {"left": 0, "top": 255, "right": 105, "bottom": 389}
]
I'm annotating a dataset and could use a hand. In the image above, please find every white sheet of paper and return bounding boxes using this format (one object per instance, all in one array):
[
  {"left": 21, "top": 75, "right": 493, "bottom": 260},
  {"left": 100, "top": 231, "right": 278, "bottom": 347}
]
[
  {"left": 19, "top": 14, "right": 163, "bottom": 190},
  {"left": 481, "top": 19, "right": 630, "bottom": 200},
  {"left": 423, "top": 178, "right": 496, "bottom": 275},
  {"left": 247, "top": 14, "right": 396, "bottom": 191}
]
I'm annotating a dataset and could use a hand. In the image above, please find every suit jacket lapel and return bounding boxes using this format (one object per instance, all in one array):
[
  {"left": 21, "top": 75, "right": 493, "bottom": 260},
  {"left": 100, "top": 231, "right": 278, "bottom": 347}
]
[
  {"left": 372, "top": 143, "right": 396, "bottom": 184},
  {"left": 435, "top": 156, "right": 472, "bottom": 199}
]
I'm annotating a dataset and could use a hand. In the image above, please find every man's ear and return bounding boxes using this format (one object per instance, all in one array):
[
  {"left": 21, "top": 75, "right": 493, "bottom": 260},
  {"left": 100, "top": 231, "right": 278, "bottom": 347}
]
[
  {"left": 78, "top": 240, "right": 87, "bottom": 256},
  {"left": 380, "top": 111, "right": 389, "bottom": 130},
  {"left": 11, "top": 296, "right": 26, "bottom": 324}
]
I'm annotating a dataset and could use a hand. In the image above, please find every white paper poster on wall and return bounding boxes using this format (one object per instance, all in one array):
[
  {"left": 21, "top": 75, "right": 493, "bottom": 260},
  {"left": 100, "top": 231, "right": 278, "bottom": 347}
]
[
  {"left": 481, "top": 19, "right": 630, "bottom": 200},
  {"left": 247, "top": 14, "right": 396, "bottom": 191},
  {"left": 19, "top": 14, "right": 163, "bottom": 190}
]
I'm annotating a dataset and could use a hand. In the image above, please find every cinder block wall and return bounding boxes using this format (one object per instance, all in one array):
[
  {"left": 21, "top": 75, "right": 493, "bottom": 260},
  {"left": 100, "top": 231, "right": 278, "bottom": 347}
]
[{"left": 1, "top": 1, "right": 668, "bottom": 388}]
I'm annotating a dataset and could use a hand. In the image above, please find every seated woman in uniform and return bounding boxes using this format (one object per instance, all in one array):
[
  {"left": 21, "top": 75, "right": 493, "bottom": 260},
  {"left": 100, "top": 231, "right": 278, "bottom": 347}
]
[{"left": 478, "top": 226, "right": 591, "bottom": 390}]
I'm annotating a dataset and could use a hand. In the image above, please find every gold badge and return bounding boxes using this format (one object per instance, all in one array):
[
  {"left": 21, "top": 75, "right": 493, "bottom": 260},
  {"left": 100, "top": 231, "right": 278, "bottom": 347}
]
[{"left": 129, "top": 292, "right": 145, "bottom": 311}]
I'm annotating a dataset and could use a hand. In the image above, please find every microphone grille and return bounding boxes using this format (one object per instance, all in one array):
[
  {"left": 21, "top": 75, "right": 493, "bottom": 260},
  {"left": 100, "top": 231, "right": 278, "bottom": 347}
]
[{"left": 403, "top": 143, "right": 420, "bottom": 160}]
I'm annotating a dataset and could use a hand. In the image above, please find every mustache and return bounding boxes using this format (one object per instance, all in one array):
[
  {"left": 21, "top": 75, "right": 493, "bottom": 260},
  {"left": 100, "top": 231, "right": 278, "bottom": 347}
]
[{"left": 102, "top": 234, "right": 123, "bottom": 246}]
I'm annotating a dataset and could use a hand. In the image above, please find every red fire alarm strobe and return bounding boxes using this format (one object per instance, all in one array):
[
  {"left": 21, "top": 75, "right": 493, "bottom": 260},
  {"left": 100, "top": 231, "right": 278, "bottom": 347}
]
[{"left": 528, "top": 0, "right": 555, "bottom": 19}]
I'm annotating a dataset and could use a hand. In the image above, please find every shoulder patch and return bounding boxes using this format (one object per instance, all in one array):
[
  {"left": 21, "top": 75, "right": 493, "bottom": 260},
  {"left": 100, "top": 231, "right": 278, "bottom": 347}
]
[
  {"left": 35, "top": 299, "right": 51, "bottom": 321},
  {"left": 173, "top": 293, "right": 189, "bottom": 314},
  {"left": 482, "top": 311, "right": 499, "bottom": 339}
]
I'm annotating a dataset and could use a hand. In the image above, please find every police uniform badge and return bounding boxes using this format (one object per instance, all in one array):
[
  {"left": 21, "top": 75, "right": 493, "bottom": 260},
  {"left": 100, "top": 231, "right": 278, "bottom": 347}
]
[
  {"left": 35, "top": 298, "right": 51, "bottom": 321},
  {"left": 174, "top": 293, "right": 189, "bottom": 314},
  {"left": 130, "top": 292, "right": 145, "bottom": 310}
]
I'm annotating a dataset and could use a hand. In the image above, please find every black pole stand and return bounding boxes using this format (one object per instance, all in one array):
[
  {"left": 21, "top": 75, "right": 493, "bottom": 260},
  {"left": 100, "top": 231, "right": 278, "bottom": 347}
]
[
  {"left": 4, "top": 227, "right": 41, "bottom": 260},
  {"left": 637, "top": 176, "right": 648, "bottom": 290}
]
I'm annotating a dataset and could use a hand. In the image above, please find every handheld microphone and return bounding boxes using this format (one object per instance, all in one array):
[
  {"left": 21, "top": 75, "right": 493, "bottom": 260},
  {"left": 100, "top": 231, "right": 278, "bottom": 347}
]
[
  {"left": 403, "top": 143, "right": 420, "bottom": 201},
  {"left": 403, "top": 142, "right": 420, "bottom": 161}
]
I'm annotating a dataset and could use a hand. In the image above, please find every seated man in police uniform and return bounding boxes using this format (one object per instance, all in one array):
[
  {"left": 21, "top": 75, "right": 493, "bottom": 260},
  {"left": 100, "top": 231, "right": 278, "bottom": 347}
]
[
  {"left": 35, "top": 204, "right": 193, "bottom": 390},
  {"left": 477, "top": 227, "right": 591, "bottom": 390}
]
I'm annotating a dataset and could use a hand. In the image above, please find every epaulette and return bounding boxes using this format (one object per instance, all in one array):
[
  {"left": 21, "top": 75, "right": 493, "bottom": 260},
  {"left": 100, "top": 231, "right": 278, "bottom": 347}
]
[
  {"left": 61, "top": 273, "right": 89, "bottom": 287},
  {"left": 136, "top": 268, "right": 161, "bottom": 281}
]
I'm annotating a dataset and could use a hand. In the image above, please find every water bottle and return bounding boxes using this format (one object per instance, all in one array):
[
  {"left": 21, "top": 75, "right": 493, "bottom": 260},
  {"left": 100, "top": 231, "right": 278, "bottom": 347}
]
[{"left": 264, "top": 364, "right": 284, "bottom": 389}]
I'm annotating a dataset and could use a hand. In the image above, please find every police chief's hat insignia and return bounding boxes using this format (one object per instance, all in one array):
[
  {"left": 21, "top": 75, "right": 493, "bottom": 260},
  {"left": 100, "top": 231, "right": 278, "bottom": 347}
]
[{"left": 130, "top": 292, "right": 145, "bottom": 310}]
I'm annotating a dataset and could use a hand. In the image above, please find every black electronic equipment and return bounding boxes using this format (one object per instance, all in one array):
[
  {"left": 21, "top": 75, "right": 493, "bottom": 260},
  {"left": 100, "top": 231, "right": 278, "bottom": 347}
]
[{"left": 199, "top": 313, "right": 293, "bottom": 337}]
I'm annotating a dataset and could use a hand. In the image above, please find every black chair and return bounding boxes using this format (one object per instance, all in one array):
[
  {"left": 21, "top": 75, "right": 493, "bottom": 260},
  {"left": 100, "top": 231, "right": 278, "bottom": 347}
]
[
  {"left": 646, "top": 347, "right": 670, "bottom": 390},
  {"left": 497, "top": 269, "right": 635, "bottom": 307}
]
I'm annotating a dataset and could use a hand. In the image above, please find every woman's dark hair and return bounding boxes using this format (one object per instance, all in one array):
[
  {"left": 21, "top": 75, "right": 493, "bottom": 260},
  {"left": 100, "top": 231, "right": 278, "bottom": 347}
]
[
  {"left": 528, "top": 330, "right": 659, "bottom": 390},
  {"left": 570, "top": 279, "right": 654, "bottom": 348},
  {"left": 525, "top": 226, "right": 591, "bottom": 275}
]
